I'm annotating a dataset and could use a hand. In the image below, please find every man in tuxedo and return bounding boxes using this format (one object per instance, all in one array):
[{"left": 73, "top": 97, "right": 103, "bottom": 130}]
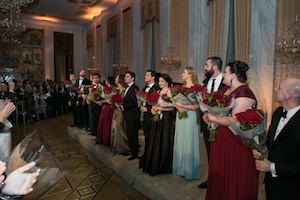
[
  {"left": 253, "top": 78, "right": 300, "bottom": 200},
  {"left": 199, "top": 56, "right": 225, "bottom": 188},
  {"left": 74, "top": 69, "right": 91, "bottom": 130},
  {"left": 140, "top": 70, "right": 160, "bottom": 146},
  {"left": 122, "top": 71, "right": 140, "bottom": 160},
  {"left": 86, "top": 73, "right": 103, "bottom": 136},
  {"left": 68, "top": 73, "right": 79, "bottom": 127}
]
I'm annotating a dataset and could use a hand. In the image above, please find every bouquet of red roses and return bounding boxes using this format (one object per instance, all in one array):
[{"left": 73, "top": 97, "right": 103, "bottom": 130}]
[
  {"left": 110, "top": 93, "right": 123, "bottom": 109},
  {"left": 76, "top": 85, "right": 91, "bottom": 105},
  {"left": 186, "top": 85, "right": 206, "bottom": 103},
  {"left": 229, "top": 108, "right": 267, "bottom": 160},
  {"left": 90, "top": 87, "right": 104, "bottom": 102},
  {"left": 186, "top": 85, "right": 206, "bottom": 124},
  {"left": 136, "top": 91, "right": 148, "bottom": 121},
  {"left": 170, "top": 86, "right": 192, "bottom": 119},
  {"left": 146, "top": 91, "right": 161, "bottom": 121},
  {"left": 64, "top": 80, "right": 74, "bottom": 93},
  {"left": 170, "top": 86, "right": 192, "bottom": 105},
  {"left": 199, "top": 91, "right": 237, "bottom": 142},
  {"left": 111, "top": 93, "right": 123, "bottom": 104},
  {"left": 157, "top": 93, "right": 174, "bottom": 108}
]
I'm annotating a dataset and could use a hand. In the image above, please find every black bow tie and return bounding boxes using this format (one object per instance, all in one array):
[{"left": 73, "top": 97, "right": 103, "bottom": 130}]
[{"left": 281, "top": 111, "right": 287, "bottom": 118}]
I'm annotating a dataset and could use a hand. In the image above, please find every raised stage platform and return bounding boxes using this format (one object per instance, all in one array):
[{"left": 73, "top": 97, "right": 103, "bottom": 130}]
[{"left": 68, "top": 126, "right": 266, "bottom": 200}]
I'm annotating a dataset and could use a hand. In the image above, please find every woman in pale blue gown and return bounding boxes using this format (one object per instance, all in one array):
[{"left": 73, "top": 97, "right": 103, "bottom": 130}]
[{"left": 172, "top": 66, "right": 201, "bottom": 180}]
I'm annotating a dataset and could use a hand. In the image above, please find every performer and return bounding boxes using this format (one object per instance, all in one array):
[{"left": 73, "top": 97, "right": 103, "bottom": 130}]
[
  {"left": 204, "top": 61, "right": 258, "bottom": 200},
  {"left": 253, "top": 78, "right": 300, "bottom": 200},
  {"left": 199, "top": 56, "right": 225, "bottom": 188},
  {"left": 122, "top": 72, "right": 140, "bottom": 160}
]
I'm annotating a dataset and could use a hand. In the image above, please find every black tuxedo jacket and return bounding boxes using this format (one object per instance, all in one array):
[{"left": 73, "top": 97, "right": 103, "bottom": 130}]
[
  {"left": 74, "top": 77, "right": 91, "bottom": 103},
  {"left": 74, "top": 77, "right": 91, "bottom": 88},
  {"left": 265, "top": 106, "right": 300, "bottom": 200},
  {"left": 123, "top": 83, "right": 140, "bottom": 121}
]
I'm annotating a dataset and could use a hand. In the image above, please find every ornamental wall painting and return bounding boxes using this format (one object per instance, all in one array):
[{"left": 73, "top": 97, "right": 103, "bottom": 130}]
[{"left": 0, "top": 28, "right": 45, "bottom": 82}]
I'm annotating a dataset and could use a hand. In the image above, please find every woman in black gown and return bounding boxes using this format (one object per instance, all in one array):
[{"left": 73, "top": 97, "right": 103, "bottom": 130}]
[{"left": 139, "top": 74, "right": 175, "bottom": 176}]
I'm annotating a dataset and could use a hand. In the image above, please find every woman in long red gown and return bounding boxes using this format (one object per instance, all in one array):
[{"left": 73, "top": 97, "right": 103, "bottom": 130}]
[
  {"left": 96, "top": 77, "right": 115, "bottom": 146},
  {"left": 204, "top": 61, "right": 259, "bottom": 200}
]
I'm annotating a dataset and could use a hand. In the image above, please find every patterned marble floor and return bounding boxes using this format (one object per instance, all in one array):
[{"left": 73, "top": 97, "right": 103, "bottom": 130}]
[{"left": 11, "top": 113, "right": 150, "bottom": 200}]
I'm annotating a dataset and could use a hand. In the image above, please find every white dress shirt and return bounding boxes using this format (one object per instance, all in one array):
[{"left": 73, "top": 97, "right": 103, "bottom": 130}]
[
  {"left": 145, "top": 83, "right": 155, "bottom": 93},
  {"left": 207, "top": 73, "right": 223, "bottom": 94}
]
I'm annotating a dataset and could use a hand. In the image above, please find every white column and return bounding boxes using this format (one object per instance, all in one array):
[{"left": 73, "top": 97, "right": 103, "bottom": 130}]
[
  {"left": 188, "top": 0, "right": 210, "bottom": 81},
  {"left": 249, "top": 0, "right": 277, "bottom": 124}
]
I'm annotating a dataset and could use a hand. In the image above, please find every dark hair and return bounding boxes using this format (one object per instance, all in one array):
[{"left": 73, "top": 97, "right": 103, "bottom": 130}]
[
  {"left": 207, "top": 56, "right": 222, "bottom": 71},
  {"left": 147, "top": 70, "right": 158, "bottom": 83},
  {"left": 92, "top": 73, "right": 101, "bottom": 78},
  {"left": 125, "top": 71, "right": 135, "bottom": 81},
  {"left": 117, "top": 74, "right": 127, "bottom": 88},
  {"left": 160, "top": 74, "right": 173, "bottom": 87},
  {"left": 106, "top": 76, "right": 115, "bottom": 86},
  {"left": 227, "top": 60, "right": 249, "bottom": 83}
]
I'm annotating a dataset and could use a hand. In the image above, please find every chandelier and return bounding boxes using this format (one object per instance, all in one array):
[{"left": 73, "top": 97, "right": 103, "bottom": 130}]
[
  {"left": 0, "top": 37, "right": 21, "bottom": 50},
  {"left": 0, "top": 7, "right": 26, "bottom": 38},
  {"left": 160, "top": 46, "right": 181, "bottom": 69},
  {"left": 0, "top": 0, "right": 35, "bottom": 9},
  {"left": 275, "top": 15, "right": 300, "bottom": 64}
]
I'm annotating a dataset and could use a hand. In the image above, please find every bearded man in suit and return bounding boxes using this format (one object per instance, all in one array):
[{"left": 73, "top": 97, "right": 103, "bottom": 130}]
[
  {"left": 198, "top": 56, "right": 225, "bottom": 188},
  {"left": 253, "top": 78, "right": 300, "bottom": 200},
  {"left": 122, "top": 71, "right": 140, "bottom": 160}
]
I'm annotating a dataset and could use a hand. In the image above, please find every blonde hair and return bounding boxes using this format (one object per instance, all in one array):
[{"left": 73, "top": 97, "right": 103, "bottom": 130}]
[{"left": 184, "top": 66, "right": 199, "bottom": 85}]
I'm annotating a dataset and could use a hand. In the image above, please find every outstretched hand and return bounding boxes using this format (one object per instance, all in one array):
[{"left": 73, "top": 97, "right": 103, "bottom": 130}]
[
  {"left": 0, "top": 102, "right": 15, "bottom": 123},
  {"left": 2, "top": 162, "right": 41, "bottom": 196}
]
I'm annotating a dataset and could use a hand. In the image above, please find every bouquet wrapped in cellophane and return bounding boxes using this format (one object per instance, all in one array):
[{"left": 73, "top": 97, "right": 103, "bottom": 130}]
[
  {"left": 170, "top": 86, "right": 192, "bottom": 119},
  {"left": 229, "top": 108, "right": 267, "bottom": 160},
  {"left": 136, "top": 91, "right": 148, "bottom": 121},
  {"left": 5, "top": 130, "right": 69, "bottom": 199},
  {"left": 199, "top": 91, "right": 237, "bottom": 142}
]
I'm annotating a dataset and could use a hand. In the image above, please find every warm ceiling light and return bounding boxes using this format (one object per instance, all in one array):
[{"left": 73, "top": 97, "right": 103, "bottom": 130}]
[{"left": 31, "top": 15, "right": 60, "bottom": 23}]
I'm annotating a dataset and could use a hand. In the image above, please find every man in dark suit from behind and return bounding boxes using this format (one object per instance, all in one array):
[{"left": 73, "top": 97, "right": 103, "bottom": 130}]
[
  {"left": 140, "top": 70, "right": 160, "bottom": 146},
  {"left": 199, "top": 56, "right": 225, "bottom": 188},
  {"left": 122, "top": 71, "right": 140, "bottom": 160},
  {"left": 74, "top": 69, "right": 91, "bottom": 130},
  {"left": 253, "top": 78, "right": 300, "bottom": 200}
]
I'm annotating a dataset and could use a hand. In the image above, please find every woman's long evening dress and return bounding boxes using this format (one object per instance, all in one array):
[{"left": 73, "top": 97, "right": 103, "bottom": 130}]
[
  {"left": 110, "top": 108, "right": 130, "bottom": 154},
  {"left": 205, "top": 85, "right": 259, "bottom": 200},
  {"left": 139, "top": 109, "right": 175, "bottom": 176},
  {"left": 172, "top": 109, "right": 201, "bottom": 180},
  {"left": 96, "top": 103, "right": 114, "bottom": 146}
]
